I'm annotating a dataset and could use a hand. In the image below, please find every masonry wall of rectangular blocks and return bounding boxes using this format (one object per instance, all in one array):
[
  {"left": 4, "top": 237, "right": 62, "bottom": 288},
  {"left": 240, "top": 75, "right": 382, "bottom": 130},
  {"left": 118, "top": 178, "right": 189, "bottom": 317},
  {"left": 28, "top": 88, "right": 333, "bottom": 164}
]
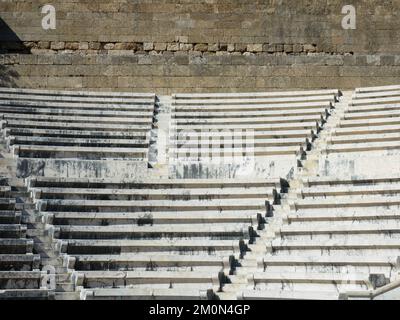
[{"left": 1, "top": 1, "right": 400, "bottom": 92}]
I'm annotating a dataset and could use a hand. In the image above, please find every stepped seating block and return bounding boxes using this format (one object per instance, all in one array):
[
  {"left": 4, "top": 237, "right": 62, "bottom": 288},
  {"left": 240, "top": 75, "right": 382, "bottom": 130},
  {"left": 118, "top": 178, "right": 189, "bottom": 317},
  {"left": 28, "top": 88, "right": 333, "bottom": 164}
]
[
  {"left": 0, "top": 93, "right": 155, "bottom": 105},
  {"left": 170, "top": 121, "right": 321, "bottom": 131},
  {"left": 4, "top": 128, "right": 150, "bottom": 140},
  {"left": 27, "top": 177, "right": 282, "bottom": 189},
  {"left": 287, "top": 209, "right": 400, "bottom": 222},
  {"left": 173, "top": 108, "right": 329, "bottom": 118},
  {"left": 45, "top": 211, "right": 262, "bottom": 227},
  {"left": 280, "top": 222, "right": 400, "bottom": 236},
  {"left": 17, "top": 158, "right": 149, "bottom": 180},
  {"left": 237, "top": 289, "right": 339, "bottom": 300},
  {"left": 14, "top": 145, "right": 148, "bottom": 160},
  {"left": 260, "top": 255, "right": 398, "bottom": 268},
  {"left": 0, "top": 105, "right": 155, "bottom": 118},
  {"left": 80, "top": 288, "right": 215, "bottom": 300},
  {"left": 73, "top": 270, "right": 224, "bottom": 288},
  {"left": 355, "top": 85, "right": 400, "bottom": 94},
  {"left": 172, "top": 137, "right": 310, "bottom": 148},
  {"left": 71, "top": 254, "right": 234, "bottom": 271},
  {"left": 169, "top": 146, "right": 305, "bottom": 158},
  {"left": 329, "top": 133, "right": 400, "bottom": 145},
  {"left": 0, "top": 239, "right": 33, "bottom": 254},
  {"left": 3, "top": 120, "right": 151, "bottom": 131},
  {"left": 0, "top": 100, "right": 155, "bottom": 112},
  {"left": 173, "top": 115, "right": 324, "bottom": 125},
  {"left": 0, "top": 199, "right": 16, "bottom": 211},
  {"left": 247, "top": 272, "right": 373, "bottom": 290},
  {"left": 39, "top": 198, "right": 267, "bottom": 212},
  {"left": 8, "top": 136, "right": 149, "bottom": 148},
  {"left": 1, "top": 113, "right": 153, "bottom": 125},
  {"left": 56, "top": 224, "right": 253, "bottom": 240},
  {"left": 58, "top": 239, "right": 245, "bottom": 255},
  {"left": 351, "top": 96, "right": 400, "bottom": 106},
  {"left": 173, "top": 89, "right": 340, "bottom": 99},
  {"left": 0, "top": 289, "right": 52, "bottom": 300},
  {"left": 172, "top": 96, "right": 336, "bottom": 106},
  {"left": 290, "top": 196, "right": 400, "bottom": 210},
  {"left": 0, "top": 87, "right": 156, "bottom": 98},
  {"left": 324, "top": 141, "right": 400, "bottom": 154},
  {"left": 0, "top": 211, "right": 21, "bottom": 224},
  {"left": 0, "top": 254, "right": 40, "bottom": 271},
  {"left": 0, "top": 225, "right": 27, "bottom": 238},
  {"left": 0, "top": 271, "right": 43, "bottom": 289},
  {"left": 32, "top": 186, "right": 276, "bottom": 201}
]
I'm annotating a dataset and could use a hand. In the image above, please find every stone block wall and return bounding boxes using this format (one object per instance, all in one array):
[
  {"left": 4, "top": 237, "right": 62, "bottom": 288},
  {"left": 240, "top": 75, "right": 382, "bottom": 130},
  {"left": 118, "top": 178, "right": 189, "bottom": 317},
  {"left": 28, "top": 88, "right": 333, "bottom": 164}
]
[{"left": 0, "top": 1, "right": 400, "bottom": 92}]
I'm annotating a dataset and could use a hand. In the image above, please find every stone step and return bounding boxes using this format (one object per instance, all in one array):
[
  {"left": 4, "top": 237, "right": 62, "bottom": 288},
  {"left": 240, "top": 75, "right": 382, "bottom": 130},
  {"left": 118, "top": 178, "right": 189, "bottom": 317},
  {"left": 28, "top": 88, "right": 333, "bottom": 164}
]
[
  {"left": 9, "top": 136, "right": 149, "bottom": 148},
  {"left": 0, "top": 93, "right": 155, "bottom": 105},
  {"left": 0, "top": 271, "right": 42, "bottom": 289},
  {"left": 0, "top": 87, "right": 156, "bottom": 99},
  {"left": 333, "top": 124, "right": 400, "bottom": 136},
  {"left": 28, "top": 176, "right": 281, "bottom": 189},
  {"left": 14, "top": 145, "right": 148, "bottom": 160},
  {"left": 325, "top": 141, "right": 400, "bottom": 153},
  {"left": 291, "top": 196, "right": 400, "bottom": 210},
  {"left": 0, "top": 288, "right": 52, "bottom": 300},
  {"left": 351, "top": 96, "right": 400, "bottom": 106},
  {"left": 40, "top": 198, "right": 267, "bottom": 212},
  {"left": 237, "top": 289, "right": 339, "bottom": 300},
  {"left": 0, "top": 239, "right": 33, "bottom": 254},
  {"left": 71, "top": 254, "right": 233, "bottom": 271},
  {"left": 0, "top": 105, "right": 154, "bottom": 118},
  {"left": 280, "top": 221, "right": 400, "bottom": 236},
  {"left": 74, "top": 270, "right": 224, "bottom": 288},
  {"left": 0, "top": 254, "right": 40, "bottom": 270},
  {"left": 339, "top": 117, "right": 400, "bottom": 128},
  {"left": 173, "top": 96, "right": 336, "bottom": 106},
  {"left": 0, "top": 224, "right": 26, "bottom": 238},
  {"left": 248, "top": 271, "right": 372, "bottom": 288},
  {"left": 58, "top": 239, "right": 245, "bottom": 255},
  {"left": 329, "top": 132, "right": 400, "bottom": 145},
  {"left": 173, "top": 90, "right": 340, "bottom": 100},
  {"left": 33, "top": 186, "right": 276, "bottom": 201},
  {"left": 170, "top": 145, "right": 304, "bottom": 158},
  {"left": 4, "top": 119, "right": 151, "bottom": 132},
  {"left": 56, "top": 224, "right": 253, "bottom": 240},
  {"left": 80, "top": 287, "right": 215, "bottom": 300},
  {"left": 170, "top": 129, "right": 314, "bottom": 139},
  {"left": 5, "top": 128, "right": 150, "bottom": 140},
  {"left": 47, "top": 211, "right": 262, "bottom": 226},
  {"left": 171, "top": 137, "right": 309, "bottom": 148},
  {"left": 170, "top": 121, "right": 320, "bottom": 131},
  {"left": 1, "top": 113, "right": 153, "bottom": 125},
  {"left": 0, "top": 211, "right": 21, "bottom": 224},
  {"left": 173, "top": 114, "right": 324, "bottom": 125},
  {"left": 261, "top": 255, "right": 398, "bottom": 269},
  {"left": 173, "top": 108, "right": 329, "bottom": 118},
  {"left": 287, "top": 209, "right": 400, "bottom": 222}
]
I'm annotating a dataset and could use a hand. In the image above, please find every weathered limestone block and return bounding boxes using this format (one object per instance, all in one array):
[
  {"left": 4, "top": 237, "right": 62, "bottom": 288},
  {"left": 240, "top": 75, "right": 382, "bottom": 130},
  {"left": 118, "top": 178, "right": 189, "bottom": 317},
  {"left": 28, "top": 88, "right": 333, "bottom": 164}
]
[
  {"left": 235, "top": 43, "right": 247, "bottom": 52},
  {"left": 180, "top": 43, "right": 193, "bottom": 51},
  {"left": 38, "top": 41, "right": 50, "bottom": 49},
  {"left": 247, "top": 44, "right": 263, "bottom": 52},
  {"left": 50, "top": 42, "right": 65, "bottom": 50},
  {"left": 293, "top": 44, "right": 303, "bottom": 54},
  {"left": 208, "top": 43, "right": 219, "bottom": 52},
  {"left": 143, "top": 42, "right": 154, "bottom": 51},
  {"left": 194, "top": 43, "right": 208, "bottom": 52},
  {"left": 103, "top": 43, "right": 115, "bottom": 50},
  {"left": 65, "top": 42, "right": 79, "bottom": 50},
  {"left": 167, "top": 43, "right": 179, "bottom": 51},
  {"left": 284, "top": 44, "right": 293, "bottom": 53},
  {"left": 154, "top": 43, "right": 167, "bottom": 51}
]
